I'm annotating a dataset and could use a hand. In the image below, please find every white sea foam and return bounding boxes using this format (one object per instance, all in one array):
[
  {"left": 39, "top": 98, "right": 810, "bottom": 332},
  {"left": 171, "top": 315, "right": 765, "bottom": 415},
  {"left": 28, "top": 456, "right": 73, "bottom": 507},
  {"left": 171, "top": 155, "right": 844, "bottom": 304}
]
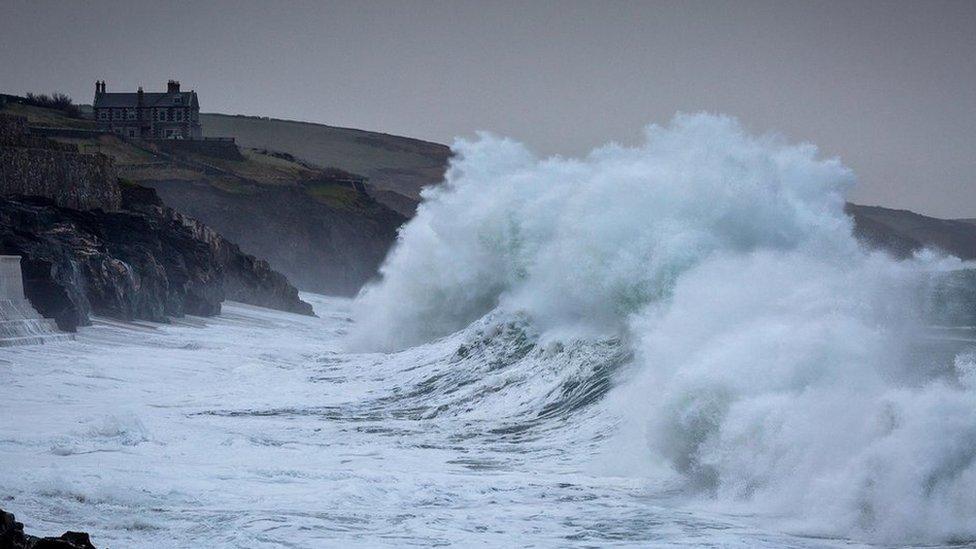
[
  {"left": 351, "top": 113, "right": 976, "bottom": 542},
  {"left": 3, "top": 114, "right": 974, "bottom": 546}
]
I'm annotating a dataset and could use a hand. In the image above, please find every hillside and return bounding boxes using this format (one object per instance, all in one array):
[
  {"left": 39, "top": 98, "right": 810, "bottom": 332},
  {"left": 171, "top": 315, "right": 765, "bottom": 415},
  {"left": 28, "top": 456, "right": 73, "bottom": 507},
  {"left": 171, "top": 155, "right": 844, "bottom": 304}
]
[
  {"left": 0, "top": 100, "right": 405, "bottom": 296},
  {"left": 200, "top": 113, "right": 451, "bottom": 213},
  {"left": 847, "top": 203, "right": 976, "bottom": 260}
]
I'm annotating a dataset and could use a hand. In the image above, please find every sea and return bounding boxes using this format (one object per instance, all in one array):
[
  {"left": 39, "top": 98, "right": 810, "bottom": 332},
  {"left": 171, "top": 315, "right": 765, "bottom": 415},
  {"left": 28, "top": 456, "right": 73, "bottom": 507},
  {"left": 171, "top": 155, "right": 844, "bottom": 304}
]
[{"left": 2, "top": 114, "right": 975, "bottom": 547}]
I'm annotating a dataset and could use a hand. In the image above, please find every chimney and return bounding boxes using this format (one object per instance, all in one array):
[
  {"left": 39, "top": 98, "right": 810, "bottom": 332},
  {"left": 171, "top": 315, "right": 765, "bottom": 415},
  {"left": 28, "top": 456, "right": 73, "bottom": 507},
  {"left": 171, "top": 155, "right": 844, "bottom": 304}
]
[
  {"left": 167, "top": 80, "right": 180, "bottom": 94},
  {"left": 137, "top": 86, "right": 144, "bottom": 107}
]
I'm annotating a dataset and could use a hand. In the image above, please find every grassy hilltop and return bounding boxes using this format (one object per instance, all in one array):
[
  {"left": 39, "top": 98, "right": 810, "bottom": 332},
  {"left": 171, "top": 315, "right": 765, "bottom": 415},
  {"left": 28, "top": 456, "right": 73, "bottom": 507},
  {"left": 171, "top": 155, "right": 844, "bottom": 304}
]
[
  {"left": 3, "top": 99, "right": 450, "bottom": 215},
  {"left": 200, "top": 113, "right": 451, "bottom": 202},
  {"left": 1, "top": 100, "right": 379, "bottom": 210}
]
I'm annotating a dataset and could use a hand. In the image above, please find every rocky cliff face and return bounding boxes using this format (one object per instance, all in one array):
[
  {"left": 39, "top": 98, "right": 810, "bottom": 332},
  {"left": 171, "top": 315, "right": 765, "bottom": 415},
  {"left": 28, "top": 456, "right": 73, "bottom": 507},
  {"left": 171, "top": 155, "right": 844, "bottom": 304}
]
[
  {"left": 0, "top": 185, "right": 311, "bottom": 332},
  {"left": 147, "top": 180, "right": 404, "bottom": 296}
]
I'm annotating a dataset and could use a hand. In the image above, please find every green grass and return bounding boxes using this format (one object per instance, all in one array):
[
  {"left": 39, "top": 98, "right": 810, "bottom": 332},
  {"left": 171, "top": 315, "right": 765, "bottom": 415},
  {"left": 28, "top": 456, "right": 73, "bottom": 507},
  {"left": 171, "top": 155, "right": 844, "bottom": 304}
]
[
  {"left": 1, "top": 103, "right": 96, "bottom": 129},
  {"left": 304, "top": 182, "right": 363, "bottom": 210},
  {"left": 210, "top": 178, "right": 259, "bottom": 195},
  {"left": 200, "top": 113, "right": 450, "bottom": 198}
]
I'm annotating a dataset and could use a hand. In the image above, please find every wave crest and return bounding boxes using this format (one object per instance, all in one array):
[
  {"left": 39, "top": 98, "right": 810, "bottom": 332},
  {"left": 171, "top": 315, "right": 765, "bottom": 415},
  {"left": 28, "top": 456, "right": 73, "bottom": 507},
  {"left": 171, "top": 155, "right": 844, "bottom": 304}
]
[{"left": 349, "top": 113, "right": 976, "bottom": 542}]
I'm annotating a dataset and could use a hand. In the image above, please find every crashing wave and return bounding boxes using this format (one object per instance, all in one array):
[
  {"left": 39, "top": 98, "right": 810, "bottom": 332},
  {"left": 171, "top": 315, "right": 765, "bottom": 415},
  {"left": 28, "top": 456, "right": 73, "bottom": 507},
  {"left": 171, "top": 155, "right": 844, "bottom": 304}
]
[{"left": 350, "top": 113, "right": 976, "bottom": 543}]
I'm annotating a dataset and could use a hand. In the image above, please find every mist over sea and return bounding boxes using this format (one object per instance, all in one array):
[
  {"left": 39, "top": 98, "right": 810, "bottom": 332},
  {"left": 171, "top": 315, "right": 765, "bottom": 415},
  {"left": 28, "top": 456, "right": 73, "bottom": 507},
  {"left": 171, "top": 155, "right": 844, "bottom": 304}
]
[{"left": 2, "top": 114, "right": 975, "bottom": 547}]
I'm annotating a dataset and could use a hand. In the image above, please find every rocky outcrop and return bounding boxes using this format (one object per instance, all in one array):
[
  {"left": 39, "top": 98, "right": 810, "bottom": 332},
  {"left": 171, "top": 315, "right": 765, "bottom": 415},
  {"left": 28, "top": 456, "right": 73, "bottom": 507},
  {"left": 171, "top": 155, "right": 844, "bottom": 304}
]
[
  {"left": 0, "top": 186, "right": 311, "bottom": 331},
  {"left": 120, "top": 184, "right": 314, "bottom": 316},
  {"left": 147, "top": 180, "right": 404, "bottom": 296},
  {"left": 0, "top": 114, "right": 121, "bottom": 211},
  {"left": 0, "top": 508, "right": 96, "bottom": 549},
  {"left": 1, "top": 194, "right": 223, "bottom": 330}
]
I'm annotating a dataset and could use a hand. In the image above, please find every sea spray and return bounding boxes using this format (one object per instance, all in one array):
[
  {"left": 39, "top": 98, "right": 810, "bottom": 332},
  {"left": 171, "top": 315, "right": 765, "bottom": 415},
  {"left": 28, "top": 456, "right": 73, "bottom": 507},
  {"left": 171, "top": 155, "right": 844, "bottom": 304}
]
[
  {"left": 349, "top": 113, "right": 976, "bottom": 542},
  {"left": 350, "top": 114, "right": 854, "bottom": 351}
]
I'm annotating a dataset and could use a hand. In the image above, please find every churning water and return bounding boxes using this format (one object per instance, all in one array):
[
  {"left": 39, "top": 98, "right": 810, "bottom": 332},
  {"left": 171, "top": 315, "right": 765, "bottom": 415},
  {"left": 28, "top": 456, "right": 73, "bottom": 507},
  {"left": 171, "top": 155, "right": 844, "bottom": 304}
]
[{"left": 1, "top": 114, "right": 975, "bottom": 547}]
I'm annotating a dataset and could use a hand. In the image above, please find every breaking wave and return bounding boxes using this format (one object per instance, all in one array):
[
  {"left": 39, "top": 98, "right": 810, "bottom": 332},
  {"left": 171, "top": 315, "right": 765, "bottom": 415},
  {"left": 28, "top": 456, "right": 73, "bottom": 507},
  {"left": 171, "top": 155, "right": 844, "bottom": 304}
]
[{"left": 350, "top": 113, "right": 976, "bottom": 543}]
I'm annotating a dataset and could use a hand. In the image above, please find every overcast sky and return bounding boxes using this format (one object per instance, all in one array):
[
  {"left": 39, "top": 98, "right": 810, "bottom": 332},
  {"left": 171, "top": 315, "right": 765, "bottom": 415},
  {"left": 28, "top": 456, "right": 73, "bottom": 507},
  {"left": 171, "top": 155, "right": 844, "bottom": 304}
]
[{"left": 2, "top": 0, "right": 974, "bottom": 217}]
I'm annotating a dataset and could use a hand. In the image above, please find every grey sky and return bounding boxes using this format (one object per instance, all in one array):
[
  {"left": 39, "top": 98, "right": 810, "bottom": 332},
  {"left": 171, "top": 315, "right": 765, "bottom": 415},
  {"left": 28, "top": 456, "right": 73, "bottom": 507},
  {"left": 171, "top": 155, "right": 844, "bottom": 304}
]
[{"left": 2, "top": 0, "right": 974, "bottom": 217}]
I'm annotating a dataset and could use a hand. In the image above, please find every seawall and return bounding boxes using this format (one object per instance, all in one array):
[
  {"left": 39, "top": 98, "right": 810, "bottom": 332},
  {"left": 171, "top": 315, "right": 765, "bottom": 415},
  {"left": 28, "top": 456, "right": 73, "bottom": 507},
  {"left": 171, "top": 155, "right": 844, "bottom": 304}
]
[{"left": 0, "top": 255, "right": 70, "bottom": 346}]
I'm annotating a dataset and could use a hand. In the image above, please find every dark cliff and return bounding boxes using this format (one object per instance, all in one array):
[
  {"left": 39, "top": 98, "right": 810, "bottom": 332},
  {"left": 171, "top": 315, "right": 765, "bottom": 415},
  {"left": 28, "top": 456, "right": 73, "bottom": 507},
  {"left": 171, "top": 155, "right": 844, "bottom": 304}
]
[
  {"left": 146, "top": 180, "right": 404, "bottom": 296},
  {"left": 0, "top": 186, "right": 312, "bottom": 331},
  {"left": 120, "top": 183, "right": 315, "bottom": 316}
]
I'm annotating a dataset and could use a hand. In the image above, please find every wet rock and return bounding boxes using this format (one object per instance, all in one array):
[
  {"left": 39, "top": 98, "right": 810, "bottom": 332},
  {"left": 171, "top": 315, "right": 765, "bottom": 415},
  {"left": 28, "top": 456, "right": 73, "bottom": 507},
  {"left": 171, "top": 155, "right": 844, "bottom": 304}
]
[
  {"left": 0, "top": 508, "right": 96, "bottom": 549},
  {"left": 0, "top": 190, "right": 310, "bottom": 331}
]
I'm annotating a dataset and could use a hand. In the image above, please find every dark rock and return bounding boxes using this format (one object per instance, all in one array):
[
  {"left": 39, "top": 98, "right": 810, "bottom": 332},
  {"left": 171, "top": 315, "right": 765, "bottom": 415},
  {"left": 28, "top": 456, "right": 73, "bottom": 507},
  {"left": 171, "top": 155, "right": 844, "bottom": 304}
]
[
  {"left": 118, "top": 180, "right": 163, "bottom": 209},
  {"left": 0, "top": 508, "right": 96, "bottom": 549},
  {"left": 121, "top": 184, "right": 313, "bottom": 316},
  {"left": 0, "top": 191, "right": 311, "bottom": 331},
  {"left": 30, "top": 532, "right": 95, "bottom": 549},
  {"left": 1, "top": 508, "right": 30, "bottom": 549},
  {"left": 0, "top": 195, "right": 222, "bottom": 330},
  {"left": 147, "top": 180, "right": 404, "bottom": 296}
]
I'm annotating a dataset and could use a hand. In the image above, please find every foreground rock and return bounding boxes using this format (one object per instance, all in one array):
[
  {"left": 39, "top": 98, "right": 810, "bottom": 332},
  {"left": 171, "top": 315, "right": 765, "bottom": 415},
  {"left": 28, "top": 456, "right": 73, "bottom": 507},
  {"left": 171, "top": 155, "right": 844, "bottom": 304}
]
[
  {"left": 0, "top": 508, "right": 96, "bottom": 549},
  {"left": 0, "top": 186, "right": 311, "bottom": 332}
]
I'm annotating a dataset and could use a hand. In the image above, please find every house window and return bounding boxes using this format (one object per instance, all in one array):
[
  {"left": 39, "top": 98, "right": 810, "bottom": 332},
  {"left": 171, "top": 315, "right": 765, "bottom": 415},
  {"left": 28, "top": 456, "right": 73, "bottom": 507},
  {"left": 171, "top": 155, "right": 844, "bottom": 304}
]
[
  {"left": 98, "top": 110, "right": 108, "bottom": 120},
  {"left": 128, "top": 128, "right": 136, "bottom": 138},
  {"left": 113, "top": 109, "right": 122, "bottom": 120},
  {"left": 175, "top": 110, "right": 183, "bottom": 121},
  {"left": 126, "top": 108, "right": 136, "bottom": 120}
]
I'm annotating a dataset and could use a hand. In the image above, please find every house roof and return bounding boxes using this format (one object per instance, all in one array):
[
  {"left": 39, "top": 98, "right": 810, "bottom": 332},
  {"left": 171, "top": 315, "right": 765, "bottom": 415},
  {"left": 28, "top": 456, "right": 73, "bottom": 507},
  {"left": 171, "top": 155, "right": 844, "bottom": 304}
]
[{"left": 93, "top": 91, "right": 199, "bottom": 109}]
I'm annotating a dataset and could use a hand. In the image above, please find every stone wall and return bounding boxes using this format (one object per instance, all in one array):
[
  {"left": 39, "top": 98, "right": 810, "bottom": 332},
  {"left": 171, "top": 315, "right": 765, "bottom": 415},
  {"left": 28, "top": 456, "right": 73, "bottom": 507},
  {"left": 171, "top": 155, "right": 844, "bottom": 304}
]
[
  {"left": 0, "top": 255, "right": 69, "bottom": 346},
  {"left": 0, "top": 114, "right": 27, "bottom": 143},
  {"left": 0, "top": 114, "right": 121, "bottom": 211}
]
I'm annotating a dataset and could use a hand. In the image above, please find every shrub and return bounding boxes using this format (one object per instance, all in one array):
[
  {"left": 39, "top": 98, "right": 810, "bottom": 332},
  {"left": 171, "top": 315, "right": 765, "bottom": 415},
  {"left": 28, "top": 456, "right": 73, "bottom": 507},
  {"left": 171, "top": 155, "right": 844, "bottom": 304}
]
[{"left": 24, "top": 92, "right": 82, "bottom": 118}]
